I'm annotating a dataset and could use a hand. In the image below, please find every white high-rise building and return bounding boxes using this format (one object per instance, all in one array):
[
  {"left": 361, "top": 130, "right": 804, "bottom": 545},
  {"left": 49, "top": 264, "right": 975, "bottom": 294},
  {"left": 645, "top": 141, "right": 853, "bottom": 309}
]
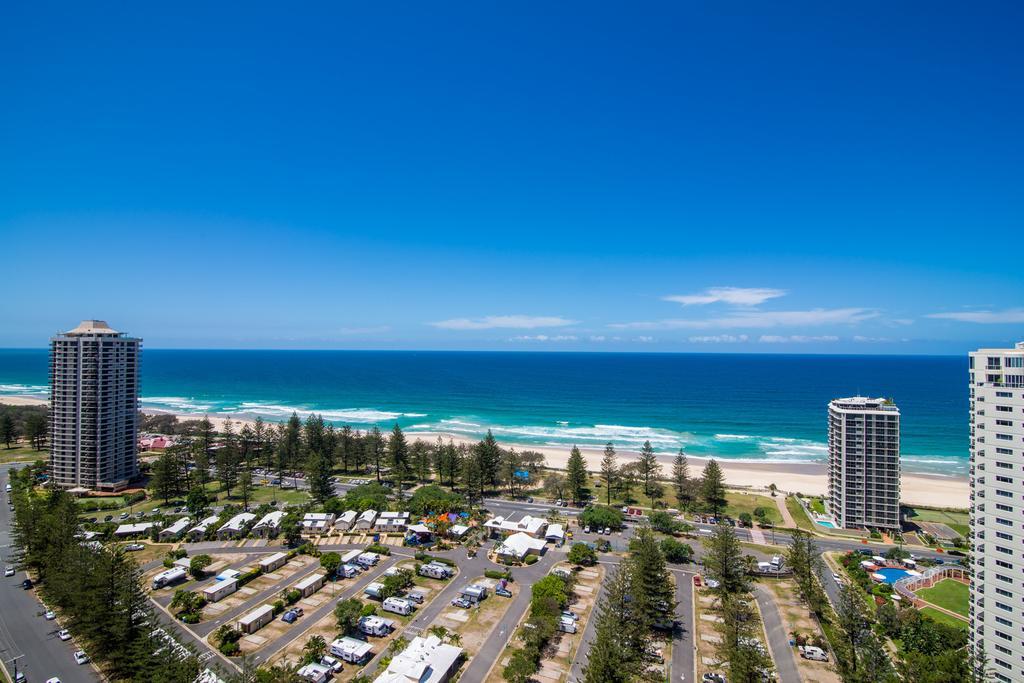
[
  {"left": 49, "top": 320, "right": 140, "bottom": 492},
  {"left": 969, "top": 342, "right": 1024, "bottom": 682},
  {"left": 827, "top": 396, "right": 901, "bottom": 530}
]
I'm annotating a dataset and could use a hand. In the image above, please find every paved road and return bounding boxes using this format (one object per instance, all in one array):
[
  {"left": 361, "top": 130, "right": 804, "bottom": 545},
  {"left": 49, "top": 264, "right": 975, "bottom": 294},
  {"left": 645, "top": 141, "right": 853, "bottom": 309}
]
[
  {"left": 753, "top": 583, "right": 800, "bottom": 682},
  {"left": 0, "top": 464, "right": 99, "bottom": 683},
  {"left": 672, "top": 569, "right": 695, "bottom": 683}
]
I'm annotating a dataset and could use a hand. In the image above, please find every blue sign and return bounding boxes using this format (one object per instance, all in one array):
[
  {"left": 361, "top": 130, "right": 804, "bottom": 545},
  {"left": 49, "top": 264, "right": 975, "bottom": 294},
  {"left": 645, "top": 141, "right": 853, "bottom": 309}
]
[{"left": 514, "top": 469, "right": 530, "bottom": 480}]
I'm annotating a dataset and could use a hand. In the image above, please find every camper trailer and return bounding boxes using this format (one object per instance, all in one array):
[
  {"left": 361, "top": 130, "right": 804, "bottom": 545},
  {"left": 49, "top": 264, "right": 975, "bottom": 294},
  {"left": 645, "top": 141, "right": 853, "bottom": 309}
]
[
  {"left": 329, "top": 636, "right": 374, "bottom": 664},
  {"left": 419, "top": 562, "right": 452, "bottom": 579},
  {"left": 382, "top": 597, "right": 415, "bottom": 616},
  {"left": 356, "top": 552, "right": 380, "bottom": 568},
  {"left": 151, "top": 568, "right": 187, "bottom": 590},
  {"left": 358, "top": 615, "right": 395, "bottom": 637},
  {"left": 364, "top": 582, "right": 385, "bottom": 600}
]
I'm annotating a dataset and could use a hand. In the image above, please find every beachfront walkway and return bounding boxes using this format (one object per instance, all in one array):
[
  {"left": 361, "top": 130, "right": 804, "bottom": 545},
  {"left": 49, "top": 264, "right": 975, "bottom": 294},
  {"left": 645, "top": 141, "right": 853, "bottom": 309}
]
[{"left": 775, "top": 495, "right": 797, "bottom": 529}]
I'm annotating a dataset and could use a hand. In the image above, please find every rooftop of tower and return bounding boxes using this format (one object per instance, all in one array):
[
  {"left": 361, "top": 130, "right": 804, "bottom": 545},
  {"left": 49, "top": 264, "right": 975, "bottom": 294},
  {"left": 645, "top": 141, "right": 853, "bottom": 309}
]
[{"left": 65, "top": 320, "right": 120, "bottom": 335}]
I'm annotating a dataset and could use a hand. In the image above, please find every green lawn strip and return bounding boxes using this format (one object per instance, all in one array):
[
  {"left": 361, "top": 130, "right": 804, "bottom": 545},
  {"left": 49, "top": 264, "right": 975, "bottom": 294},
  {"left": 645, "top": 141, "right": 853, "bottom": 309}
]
[
  {"left": 920, "top": 606, "right": 968, "bottom": 630},
  {"left": 0, "top": 445, "right": 46, "bottom": 463},
  {"left": 785, "top": 496, "right": 818, "bottom": 533},
  {"left": 809, "top": 498, "right": 826, "bottom": 514},
  {"left": 724, "top": 492, "right": 782, "bottom": 525},
  {"left": 915, "top": 579, "right": 969, "bottom": 617}
]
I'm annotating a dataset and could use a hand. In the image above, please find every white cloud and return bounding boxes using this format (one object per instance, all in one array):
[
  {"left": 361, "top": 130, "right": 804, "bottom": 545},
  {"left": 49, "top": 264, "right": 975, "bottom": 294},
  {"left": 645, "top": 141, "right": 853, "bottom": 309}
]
[
  {"left": 853, "top": 335, "right": 900, "bottom": 343},
  {"left": 759, "top": 335, "right": 839, "bottom": 343},
  {"left": 589, "top": 335, "right": 607, "bottom": 342},
  {"left": 431, "top": 315, "right": 578, "bottom": 330},
  {"left": 633, "top": 336, "right": 655, "bottom": 343},
  {"left": 510, "top": 334, "right": 578, "bottom": 342},
  {"left": 926, "top": 308, "right": 1024, "bottom": 324},
  {"left": 688, "top": 335, "right": 749, "bottom": 343},
  {"left": 610, "top": 308, "right": 877, "bottom": 330},
  {"left": 663, "top": 287, "right": 786, "bottom": 307}
]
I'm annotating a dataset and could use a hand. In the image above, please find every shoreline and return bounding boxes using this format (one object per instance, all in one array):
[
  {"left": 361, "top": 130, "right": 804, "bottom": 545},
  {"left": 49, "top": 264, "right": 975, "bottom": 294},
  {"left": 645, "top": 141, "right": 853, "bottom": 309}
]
[{"left": 0, "top": 395, "right": 968, "bottom": 508}]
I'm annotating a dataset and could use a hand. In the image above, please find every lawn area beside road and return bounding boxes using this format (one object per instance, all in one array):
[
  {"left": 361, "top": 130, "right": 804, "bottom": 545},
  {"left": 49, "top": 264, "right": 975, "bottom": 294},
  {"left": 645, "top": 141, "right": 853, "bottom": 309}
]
[
  {"left": 0, "top": 445, "right": 46, "bottom": 463},
  {"left": 725, "top": 492, "right": 782, "bottom": 525},
  {"left": 902, "top": 506, "right": 969, "bottom": 538},
  {"left": 916, "top": 579, "right": 969, "bottom": 618},
  {"left": 785, "top": 496, "right": 817, "bottom": 532}
]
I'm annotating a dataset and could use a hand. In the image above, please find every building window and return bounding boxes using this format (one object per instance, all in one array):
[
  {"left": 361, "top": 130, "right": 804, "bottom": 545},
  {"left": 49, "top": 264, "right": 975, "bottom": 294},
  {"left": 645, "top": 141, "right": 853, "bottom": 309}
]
[
  {"left": 996, "top": 503, "right": 1014, "bottom": 512},
  {"left": 1007, "top": 357, "right": 1024, "bottom": 368},
  {"left": 996, "top": 448, "right": 1013, "bottom": 455},
  {"left": 996, "top": 476, "right": 1014, "bottom": 483},
  {"left": 996, "top": 420, "right": 1014, "bottom": 427}
]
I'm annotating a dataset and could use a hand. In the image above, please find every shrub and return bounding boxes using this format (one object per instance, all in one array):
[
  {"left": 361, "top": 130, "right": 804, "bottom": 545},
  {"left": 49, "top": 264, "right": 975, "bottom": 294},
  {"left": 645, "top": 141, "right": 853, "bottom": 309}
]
[
  {"left": 485, "top": 569, "right": 512, "bottom": 581},
  {"left": 524, "top": 554, "right": 539, "bottom": 565},
  {"left": 366, "top": 543, "right": 392, "bottom": 556},
  {"left": 649, "top": 510, "right": 681, "bottom": 535},
  {"left": 283, "top": 588, "right": 302, "bottom": 605},
  {"left": 360, "top": 604, "right": 377, "bottom": 617},
  {"left": 237, "top": 569, "right": 261, "bottom": 587},
  {"left": 273, "top": 600, "right": 285, "bottom": 615},
  {"left": 219, "top": 641, "right": 240, "bottom": 656},
  {"left": 660, "top": 537, "right": 693, "bottom": 564}
]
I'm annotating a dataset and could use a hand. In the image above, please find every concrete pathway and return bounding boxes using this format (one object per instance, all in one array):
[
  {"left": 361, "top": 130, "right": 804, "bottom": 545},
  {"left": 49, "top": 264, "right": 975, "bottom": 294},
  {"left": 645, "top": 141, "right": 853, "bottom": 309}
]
[
  {"left": 775, "top": 495, "right": 797, "bottom": 529},
  {"left": 753, "top": 583, "right": 800, "bottom": 683}
]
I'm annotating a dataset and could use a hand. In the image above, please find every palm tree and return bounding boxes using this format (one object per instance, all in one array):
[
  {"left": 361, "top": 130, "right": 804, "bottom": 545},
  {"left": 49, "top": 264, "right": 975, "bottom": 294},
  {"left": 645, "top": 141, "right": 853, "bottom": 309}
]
[{"left": 303, "top": 634, "right": 327, "bottom": 664}]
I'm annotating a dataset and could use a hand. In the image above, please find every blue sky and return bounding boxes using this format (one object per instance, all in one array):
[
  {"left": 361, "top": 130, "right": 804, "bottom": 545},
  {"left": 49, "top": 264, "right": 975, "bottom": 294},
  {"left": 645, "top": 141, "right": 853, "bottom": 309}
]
[{"left": 1, "top": 2, "right": 1021, "bottom": 353}]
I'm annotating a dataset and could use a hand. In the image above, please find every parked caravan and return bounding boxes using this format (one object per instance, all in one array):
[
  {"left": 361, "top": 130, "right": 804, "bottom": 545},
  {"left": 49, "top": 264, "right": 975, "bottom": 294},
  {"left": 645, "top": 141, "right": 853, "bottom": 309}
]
[
  {"left": 237, "top": 604, "right": 275, "bottom": 634},
  {"left": 202, "top": 578, "right": 238, "bottom": 603},
  {"left": 259, "top": 552, "right": 288, "bottom": 574},
  {"left": 358, "top": 615, "right": 395, "bottom": 637},
  {"left": 356, "top": 552, "right": 380, "bottom": 568},
  {"left": 340, "top": 564, "right": 361, "bottom": 579},
  {"left": 460, "top": 584, "right": 488, "bottom": 603},
  {"left": 419, "top": 562, "right": 452, "bottom": 580},
  {"left": 341, "top": 549, "right": 362, "bottom": 565},
  {"left": 382, "top": 597, "right": 414, "bottom": 616},
  {"left": 364, "top": 582, "right": 385, "bottom": 600},
  {"left": 151, "top": 568, "right": 187, "bottom": 590},
  {"left": 329, "top": 636, "right": 374, "bottom": 663}
]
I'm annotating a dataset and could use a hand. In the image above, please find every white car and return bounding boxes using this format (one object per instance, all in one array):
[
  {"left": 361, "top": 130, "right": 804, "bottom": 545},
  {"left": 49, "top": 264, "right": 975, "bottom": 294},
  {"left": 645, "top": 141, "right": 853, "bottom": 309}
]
[
  {"left": 4, "top": 566, "right": 14, "bottom": 577},
  {"left": 124, "top": 543, "right": 145, "bottom": 551},
  {"left": 46, "top": 678, "right": 62, "bottom": 683},
  {"left": 604, "top": 527, "right": 611, "bottom": 535},
  {"left": 58, "top": 629, "right": 72, "bottom": 641},
  {"left": 45, "top": 610, "right": 56, "bottom": 620},
  {"left": 74, "top": 650, "right": 89, "bottom": 665},
  {"left": 320, "top": 655, "right": 343, "bottom": 673},
  {"left": 831, "top": 572, "right": 841, "bottom": 582},
  {"left": 583, "top": 525, "right": 591, "bottom": 533}
]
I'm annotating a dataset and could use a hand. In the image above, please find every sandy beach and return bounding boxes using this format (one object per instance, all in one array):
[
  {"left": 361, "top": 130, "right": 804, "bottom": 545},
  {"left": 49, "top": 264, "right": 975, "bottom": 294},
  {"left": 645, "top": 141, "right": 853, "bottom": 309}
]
[{"left": 1, "top": 395, "right": 968, "bottom": 509}]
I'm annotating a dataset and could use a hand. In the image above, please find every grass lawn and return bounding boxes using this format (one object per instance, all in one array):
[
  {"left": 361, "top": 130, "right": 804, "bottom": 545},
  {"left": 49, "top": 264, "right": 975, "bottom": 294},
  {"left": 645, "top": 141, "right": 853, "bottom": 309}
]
[
  {"left": 0, "top": 445, "right": 47, "bottom": 463},
  {"left": 79, "top": 481, "right": 310, "bottom": 519},
  {"left": 724, "top": 492, "right": 782, "bottom": 525},
  {"left": 809, "top": 498, "right": 826, "bottom": 514},
  {"left": 920, "top": 606, "right": 968, "bottom": 630},
  {"left": 786, "top": 496, "right": 818, "bottom": 532},
  {"left": 902, "top": 505, "right": 969, "bottom": 539},
  {"left": 916, "top": 579, "right": 969, "bottom": 617}
]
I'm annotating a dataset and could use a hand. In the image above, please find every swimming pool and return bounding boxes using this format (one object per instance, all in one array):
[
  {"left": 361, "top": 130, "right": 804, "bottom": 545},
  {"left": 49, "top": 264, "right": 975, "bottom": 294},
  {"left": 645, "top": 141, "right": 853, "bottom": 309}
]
[
  {"left": 817, "top": 521, "right": 836, "bottom": 528},
  {"left": 875, "top": 568, "right": 911, "bottom": 584}
]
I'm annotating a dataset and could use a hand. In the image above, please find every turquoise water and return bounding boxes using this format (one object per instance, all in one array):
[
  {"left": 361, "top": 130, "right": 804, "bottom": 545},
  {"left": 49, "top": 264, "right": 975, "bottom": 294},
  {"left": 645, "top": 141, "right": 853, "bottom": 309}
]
[
  {"left": 0, "top": 349, "right": 967, "bottom": 476},
  {"left": 875, "top": 567, "right": 912, "bottom": 584},
  {"left": 817, "top": 521, "right": 836, "bottom": 528}
]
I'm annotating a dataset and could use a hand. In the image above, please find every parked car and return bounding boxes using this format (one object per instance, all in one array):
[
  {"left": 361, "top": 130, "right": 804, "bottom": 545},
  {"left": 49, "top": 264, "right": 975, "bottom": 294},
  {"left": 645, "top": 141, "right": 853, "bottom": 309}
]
[
  {"left": 799, "top": 645, "right": 829, "bottom": 662},
  {"left": 561, "top": 610, "right": 578, "bottom": 621},
  {"left": 45, "top": 678, "right": 61, "bottom": 683},
  {"left": 603, "top": 527, "right": 611, "bottom": 535},
  {"left": 151, "top": 508, "right": 160, "bottom": 515},
  {"left": 119, "top": 512, "right": 129, "bottom": 519},
  {"left": 831, "top": 572, "right": 841, "bottom": 582},
  {"left": 124, "top": 543, "right": 145, "bottom": 551},
  {"left": 320, "top": 656, "right": 343, "bottom": 673},
  {"left": 451, "top": 597, "right": 472, "bottom": 608},
  {"left": 45, "top": 610, "right": 56, "bottom": 620},
  {"left": 104, "top": 515, "right": 113, "bottom": 522},
  {"left": 583, "top": 525, "right": 591, "bottom": 533},
  {"left": 282, "top": 609, "right": 300, "bottom": 624},
  {"left": 73, "top": 650, "right": 89, "bottom": 665},
  {"left": 495, "top": 587, "right": 513, "bottom": 598},
  {"left": 22, "top": 578, "right": 33, "bottom": 590},
  {"left": 4, "top": 566, "right": 14, "bottom": 577},
  {"left": 701, "top": 674, "right": 726, "bottom": 683},
  {"left": 58, "top": 629, "right": 72, "bottom": 641}
]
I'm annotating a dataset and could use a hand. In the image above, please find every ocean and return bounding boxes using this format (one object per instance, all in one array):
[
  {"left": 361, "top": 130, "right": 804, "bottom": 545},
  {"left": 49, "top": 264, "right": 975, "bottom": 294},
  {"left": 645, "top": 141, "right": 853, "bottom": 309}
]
[{"left": 0, "top": 349, "right": 968, "bottom": 477}]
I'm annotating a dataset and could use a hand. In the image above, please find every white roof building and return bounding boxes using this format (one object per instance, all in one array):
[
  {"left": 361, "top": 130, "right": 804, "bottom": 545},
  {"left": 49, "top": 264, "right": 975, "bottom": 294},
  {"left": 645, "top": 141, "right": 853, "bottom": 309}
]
[
  {"left": 544, "top": 524, "right": 565, "bottom": 542},
  {"left": 497, "top": 532, "right": 547, "bottom": 560},
  {"left": 159, "top": 517, "right": 191, "bottom": 540},
  {"left": 115, "top": 522, "right": 155, "bottom": 536},
  {"left": 374, "top": 634, "right": 463, "bottom": 683},
  {"left": 448, "top": 524, "right": 469, "bottom": 538},
  {"left": 188, "top": 515, "right": 221, "bottom": 538},
  {"left": 252, "top": 510, "right": 286, "bottom": 534},
  {"left": 356, "top": 510, "right": 379, "bottom": 528},
  {"left": 336, "top": 510, "right": 358, "bottom": 529},
  {"left": 219, "top": 512, "right": 257, "bottom": 536},
  {"left": 302, "top": 512, "right": 337, "bottom": 533},
  {"left": 484, "top": 514, "right": 547, "bottom": 537}
]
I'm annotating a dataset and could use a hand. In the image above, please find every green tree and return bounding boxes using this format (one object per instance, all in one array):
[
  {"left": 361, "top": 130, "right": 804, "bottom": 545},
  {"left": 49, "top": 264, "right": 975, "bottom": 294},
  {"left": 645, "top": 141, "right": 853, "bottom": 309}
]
[
  {"left": 24, "top": 411, "right": 47, "bottom": 450},
  {"left": 660, "top": 537, "right": 693, "bottom": 564},
  {"left": 583, "top": 563, "right": 646, "bottom": 682},
  {"left": 834, "top": 582, "right": 868, "bottom": 676},
  {"left": 305, "top": 449, "right": 334, "bottom": 504},
  {"left": 716, "top": 593, "right": 773, "bottom": 682},
  {"left": 703, "top": 522, "right": 749, "bottom": 594},
  {"left": 460, "top": 449, "right": 484, "bottom": 505},
  {"left": 503, "top": 648, "right": 539, "bottom": 683},
  {"left": 566, "top": 445, "right": 588, "bottom": 505},
  {"left": 388, "top": 423, "right": 410, "bottom": 492},
  {"left": 186, "top": 486, "right": 210, "bottom": 519},
  {"left": 217, "top": 420, "right": 240, "bottom": 496},
  {"left": 671, "top": 448, "right": 691, "bottom": 509},
  {"left": 700, "top": 459, "right": 727, "bottom": 517},
  {"left": 334, "top": 597, "right": 363, "bottom": 635},
  {"left": 599, "top": 442, "right": 618, "bottom": 505},
  {"left": 411, "top": 439, "right": 432, "bottom": 483},
  {"left": 542, "top": 472, "right": 567, "bottom": 502},
  {"left": 0, "top": 413, "right": 17, "bottom": 448},
  {"left": 320, "top": 552, "right": 341, "bottom": 577},
  {"left": 367, "top": 426, "right": 385, "bottom": 483},
  {"left": 477, "top": 430, "right": 503, "bottom": 490},
  {"left": 567, "top": 542, "right": 598, "bottom": 566},
  {"left": 637, "top": 440, "right": 661, "bottom": 505},
  {"left": 189, "top": 554, "right": 213, "bottom": 578},
  {"left": 785, "top": 530, "right": 826, "bottom": 614},
  {"left": 628, "top": 526, "right": 675, "bottom": 626},
  {"left": 237, "top": 469, "right": 253, "bottom": 511},
  {"left": 151, "top": 450, "right": 178, "bottom": 503},
  {"left": 302, "top": 635, "right": 327, "bottom": 665}
]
